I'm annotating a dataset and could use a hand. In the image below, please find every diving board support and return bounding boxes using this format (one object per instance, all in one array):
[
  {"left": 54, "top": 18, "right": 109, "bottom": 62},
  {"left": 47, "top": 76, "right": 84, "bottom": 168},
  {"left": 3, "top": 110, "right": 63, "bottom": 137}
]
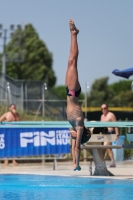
[
  {"left": 81, "top": 145, "right": 122, "bottom": 176},
  {"left": 53, "top": 157, "right": 57, "bottom": 170}
]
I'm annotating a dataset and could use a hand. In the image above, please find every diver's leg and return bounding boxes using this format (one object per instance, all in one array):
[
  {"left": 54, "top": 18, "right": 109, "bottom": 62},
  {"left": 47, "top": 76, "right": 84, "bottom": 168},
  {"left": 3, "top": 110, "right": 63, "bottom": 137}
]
[
  {"left": 65, "top": 18, "right": 80, "bottom": 90},
  {"left": 4, "top": 159, "right": 8, "bottom": 166},
  {"left": 104, "top": 142, "right": 116, "bottom": 167},
  {"left": 74, "top": 127, "right": 83, "bottom": 170},
  {"left": 71, "top": 139, "right": 76, "bottom": 169},
  {"left": 12, "top": 159, "right": 18, "bottom": 165}
]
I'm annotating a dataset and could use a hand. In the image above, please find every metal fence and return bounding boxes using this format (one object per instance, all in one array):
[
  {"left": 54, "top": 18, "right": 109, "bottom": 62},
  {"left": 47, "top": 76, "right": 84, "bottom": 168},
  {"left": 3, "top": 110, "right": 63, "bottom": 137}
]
[{"left": 0, "top": 72, "right": 67, "bottom": 120}]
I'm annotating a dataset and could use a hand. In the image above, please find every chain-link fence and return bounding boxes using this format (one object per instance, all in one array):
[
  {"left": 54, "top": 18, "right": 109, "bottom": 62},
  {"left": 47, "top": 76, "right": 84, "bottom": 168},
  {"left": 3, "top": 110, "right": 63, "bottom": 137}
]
[{"left": 0, "top": 72, "right": 67, "bottom": 120}]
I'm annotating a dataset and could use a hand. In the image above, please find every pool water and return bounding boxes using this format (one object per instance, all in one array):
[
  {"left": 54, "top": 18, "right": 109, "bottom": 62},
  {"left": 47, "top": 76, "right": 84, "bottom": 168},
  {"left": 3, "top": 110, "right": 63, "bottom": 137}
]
[{"left": 0, "top": 174, "right": 133, "bottom": 200}]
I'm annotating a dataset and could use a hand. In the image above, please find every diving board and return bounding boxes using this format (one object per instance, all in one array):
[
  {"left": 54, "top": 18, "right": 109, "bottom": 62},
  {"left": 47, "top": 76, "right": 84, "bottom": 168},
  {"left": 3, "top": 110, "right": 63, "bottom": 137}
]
[{"left": 1, "top": 121, "right": 133, "bottom": 128}]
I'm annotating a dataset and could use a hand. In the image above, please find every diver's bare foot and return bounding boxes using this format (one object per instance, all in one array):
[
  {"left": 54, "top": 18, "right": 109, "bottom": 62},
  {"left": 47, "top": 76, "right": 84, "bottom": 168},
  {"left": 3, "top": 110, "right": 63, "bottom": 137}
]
[
  {"left": 12, "top": 160, "right": 18, "bottom": 166},
  {"left": 69, "top": 18, "right": 79, "bottom": 34}
]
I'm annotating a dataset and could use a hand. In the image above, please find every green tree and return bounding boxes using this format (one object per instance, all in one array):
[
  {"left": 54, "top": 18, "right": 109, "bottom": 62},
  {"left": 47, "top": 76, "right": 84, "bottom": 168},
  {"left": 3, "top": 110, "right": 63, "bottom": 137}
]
[
  {"left": 109, "top": 80, "right": 133, "bottom": 106},
  {"left": 110, "top": 90, "right": 133, "bottom": 106},
  {"left": 109, "top": 80, "right": 132, "bottom": 95},
  {"left": 88, "top": 77, "right": 115, "bottom": 106},
  {"left": 0, "top": 24, "right": 56, "bottom": 87},
  {"left": 88, "top": 78, "right": 133, "bottom": 106}
]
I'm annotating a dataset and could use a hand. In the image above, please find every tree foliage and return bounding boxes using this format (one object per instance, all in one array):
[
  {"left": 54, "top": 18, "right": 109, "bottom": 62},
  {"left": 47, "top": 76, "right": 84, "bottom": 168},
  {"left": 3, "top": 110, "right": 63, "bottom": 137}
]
[
  {"left": 109, "top": 80, "right": 133, "bottom": 106},
  {"left": 111, "top": 90, "right": 133, "bottom": 106},
  {"left": 88, "top": 77, "right": 133, "bottom": 106},
  {"left": 109, "top": 80, "right": 132, "bottom": 95},
  {"left": 0, "top": 24, "right": 56, "bottom": 87},
  {"left": 88, "top": 77, "right": 114, "bottom": 106}
]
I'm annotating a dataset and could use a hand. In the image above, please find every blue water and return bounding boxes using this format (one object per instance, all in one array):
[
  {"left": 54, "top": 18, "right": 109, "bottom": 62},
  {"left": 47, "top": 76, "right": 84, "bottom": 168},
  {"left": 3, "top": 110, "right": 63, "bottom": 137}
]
[{"left": 0, "top": 174, "right": 133, "bottom": 200}]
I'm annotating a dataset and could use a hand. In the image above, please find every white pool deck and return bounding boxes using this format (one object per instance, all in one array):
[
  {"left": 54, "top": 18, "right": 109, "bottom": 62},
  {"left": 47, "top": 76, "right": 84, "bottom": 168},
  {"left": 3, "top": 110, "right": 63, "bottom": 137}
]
[{"left": 0, "top": 160, "right": 133, "bottom": 180}]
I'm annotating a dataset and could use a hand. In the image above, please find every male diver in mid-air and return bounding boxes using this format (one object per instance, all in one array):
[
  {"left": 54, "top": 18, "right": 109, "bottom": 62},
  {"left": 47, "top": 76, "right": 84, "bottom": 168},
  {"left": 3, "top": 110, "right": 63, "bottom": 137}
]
[{"left": 65, "top": 18, "right": 91, "bottom": 171}]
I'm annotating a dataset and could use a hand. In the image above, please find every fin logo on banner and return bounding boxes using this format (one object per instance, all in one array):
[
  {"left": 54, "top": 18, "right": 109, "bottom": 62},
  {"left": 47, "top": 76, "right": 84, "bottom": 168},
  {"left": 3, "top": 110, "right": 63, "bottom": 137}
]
[
  {"left": 0, "top": 134, "right": 5, "bottom": 149},
  {"left": 20, "top": 130, "right": 70, "bottom": 147}
]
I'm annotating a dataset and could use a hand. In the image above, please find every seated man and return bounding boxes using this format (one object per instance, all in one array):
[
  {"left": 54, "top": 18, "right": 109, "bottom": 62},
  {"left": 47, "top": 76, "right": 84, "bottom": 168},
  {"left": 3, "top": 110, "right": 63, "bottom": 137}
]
[{"left": 0, "top": 103, "right": 20, "bottom": 166}]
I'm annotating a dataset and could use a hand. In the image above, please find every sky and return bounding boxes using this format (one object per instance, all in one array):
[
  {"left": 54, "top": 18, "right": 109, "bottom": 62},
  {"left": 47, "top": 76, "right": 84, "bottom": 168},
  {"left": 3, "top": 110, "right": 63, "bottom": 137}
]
[{"left": 0, "top": 0, "right": 133, "bottom": 92}]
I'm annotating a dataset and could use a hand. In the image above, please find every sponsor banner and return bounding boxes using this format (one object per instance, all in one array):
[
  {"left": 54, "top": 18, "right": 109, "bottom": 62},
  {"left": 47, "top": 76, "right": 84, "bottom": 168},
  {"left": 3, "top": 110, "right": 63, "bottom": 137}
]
[{"left": 0, "top": 127, "right": 70, "bottom": 158}]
